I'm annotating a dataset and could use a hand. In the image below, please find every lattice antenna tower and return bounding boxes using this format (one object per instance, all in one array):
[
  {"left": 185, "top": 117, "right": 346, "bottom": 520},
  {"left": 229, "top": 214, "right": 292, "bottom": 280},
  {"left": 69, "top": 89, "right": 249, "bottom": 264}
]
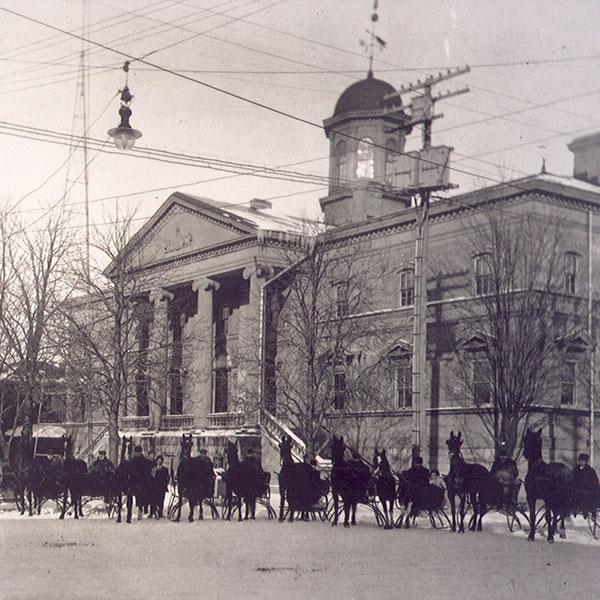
[{"left": 63, "top": 1, "right": 91, "bottom": 283}]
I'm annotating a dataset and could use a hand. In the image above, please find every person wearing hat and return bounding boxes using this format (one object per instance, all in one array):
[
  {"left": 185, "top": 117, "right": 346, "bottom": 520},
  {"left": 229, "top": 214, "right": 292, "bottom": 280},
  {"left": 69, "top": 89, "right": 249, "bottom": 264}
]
[
  {"left": 90, "top": 449, "right": 115, "bottom": 477},
  {"left": 129, "top": 445, "right": 154, "bottom": 520},
  {"left": 490, "top": 446, "right": 519, "bottom": 504},
  {"left": 150, "top": 455, "right": 170, "bottom": 519},
  {"left": 572, "top": 452, "right": 600, "bottom": 516}
]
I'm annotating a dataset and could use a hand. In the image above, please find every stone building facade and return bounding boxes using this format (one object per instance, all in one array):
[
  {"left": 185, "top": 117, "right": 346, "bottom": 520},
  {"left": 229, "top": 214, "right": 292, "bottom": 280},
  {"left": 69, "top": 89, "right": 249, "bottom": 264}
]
[{"left": 71, "top": 72, "right": 600, "bottom": 479}]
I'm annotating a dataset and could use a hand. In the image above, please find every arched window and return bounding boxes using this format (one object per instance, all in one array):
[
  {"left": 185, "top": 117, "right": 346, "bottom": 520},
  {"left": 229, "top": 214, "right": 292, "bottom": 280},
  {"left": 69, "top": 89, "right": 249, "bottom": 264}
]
[
  {"left": 356, "top": 137, "right": 375, "bottom": 178},
  {"left": 385, "top": 139, "right": 398, "bottom": 183},
  {"left": 334, "top": 141, "right": 347, "bottom": 185},
  {"left": 399, "top": 269, "right": 414, "bottom": 307}
]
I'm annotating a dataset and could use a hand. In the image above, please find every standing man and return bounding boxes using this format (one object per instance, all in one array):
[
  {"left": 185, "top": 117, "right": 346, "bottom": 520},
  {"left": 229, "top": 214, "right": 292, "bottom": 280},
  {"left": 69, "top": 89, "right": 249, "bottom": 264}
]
[
  {"left": 151, "top": 455, "right": 170, "bottom": 519},
  {"left": 128, "top": 445, "right": 153, "bottom": 521}
]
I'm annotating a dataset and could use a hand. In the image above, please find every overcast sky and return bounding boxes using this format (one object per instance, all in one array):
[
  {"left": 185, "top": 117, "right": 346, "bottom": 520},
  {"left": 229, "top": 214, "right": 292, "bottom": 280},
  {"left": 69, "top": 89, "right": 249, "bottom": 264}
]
[{"left": 0, "top": 0, "right": 599, "bottom": 243}]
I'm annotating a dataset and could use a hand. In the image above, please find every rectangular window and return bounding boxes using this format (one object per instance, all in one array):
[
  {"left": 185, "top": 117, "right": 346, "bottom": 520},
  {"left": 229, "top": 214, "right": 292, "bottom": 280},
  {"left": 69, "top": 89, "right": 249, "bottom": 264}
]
[
  {"left": 472, "top": 359, "right": 492, "bottom": 406},
  {"left": 565, "top": 253, "right": 577, "bottom": 294},
  {"left": 214, "top": 367, "right": 229, "bottom": 413},
  {"left": 216, "top": 305, "right": 231, "bottom": 335},
  {"left": 399, "top": 270, "right": 414, "bottom": 307},
  {"left": 475, "top": 255, "right": 492, "bottom": 295},
  {"left": 395, "top": 361, "right": 413, "bottom": 408},
  {"left": 335, "top": 283, "right": 348, "bottom": 318},
  {"left": 560, "top": 361, "right": 576, "bottom": 405},
  {"left": 333, "top": 371, "right": 346, "bottom": 410}
]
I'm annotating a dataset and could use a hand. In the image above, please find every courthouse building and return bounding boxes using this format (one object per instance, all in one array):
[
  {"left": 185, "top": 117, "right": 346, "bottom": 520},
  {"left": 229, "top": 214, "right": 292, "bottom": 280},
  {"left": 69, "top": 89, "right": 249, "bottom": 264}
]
[{"left": 71, "top": 72, "right": 600, "bottom": 475}]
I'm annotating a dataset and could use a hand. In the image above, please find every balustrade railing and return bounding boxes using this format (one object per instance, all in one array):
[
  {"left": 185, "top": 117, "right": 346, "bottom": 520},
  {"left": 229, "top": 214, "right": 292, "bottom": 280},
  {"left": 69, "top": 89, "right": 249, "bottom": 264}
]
[
  {"left": 207, "top": 412, "right": 246, "bottom": 429},
  {"left": 159, "top": 414, "right": 195, "bottom": 430},
  {"left": 120, "top": 416, "right": 150, "bottom": 431}
]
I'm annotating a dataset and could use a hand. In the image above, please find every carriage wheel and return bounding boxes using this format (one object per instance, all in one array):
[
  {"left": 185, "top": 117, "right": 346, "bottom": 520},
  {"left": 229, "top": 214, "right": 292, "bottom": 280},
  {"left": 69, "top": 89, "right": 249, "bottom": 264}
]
[
  {"left": 505, "top": 509, "right": 522, "bottom": 532},
  {"left": 257, "top": 497, "right": 277, "bottom": 520},
  {"left": 203, "top": 499, "right": 220, "bottom": 520},
  {"left": 429, "top": 510, "right": 450, "bottom": 529},
  {"left": 587, "top": 513, "right": 599, "bottom": 539},
  {"left": 167, "top": 494, "right": 182, "bottom": 520}
]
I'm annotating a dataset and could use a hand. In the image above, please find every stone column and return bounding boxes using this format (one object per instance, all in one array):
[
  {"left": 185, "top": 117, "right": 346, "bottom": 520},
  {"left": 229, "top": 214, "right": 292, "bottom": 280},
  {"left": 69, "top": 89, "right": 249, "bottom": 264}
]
[
  {"left": 241, "top": 264, "right": 274, "bottom": 424},
  {"left": 148, "top": 288, "right": 174, "bottom": 430},
  {"left": 189, "top": 277, "right": 220, "bottom": 428}
]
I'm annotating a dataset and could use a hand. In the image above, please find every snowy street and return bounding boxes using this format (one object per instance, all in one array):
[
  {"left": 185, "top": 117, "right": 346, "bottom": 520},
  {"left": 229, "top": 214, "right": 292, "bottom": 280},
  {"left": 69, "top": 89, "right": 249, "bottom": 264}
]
[{"left": 1, "top": 498, "right": 599, "bottom": 600}]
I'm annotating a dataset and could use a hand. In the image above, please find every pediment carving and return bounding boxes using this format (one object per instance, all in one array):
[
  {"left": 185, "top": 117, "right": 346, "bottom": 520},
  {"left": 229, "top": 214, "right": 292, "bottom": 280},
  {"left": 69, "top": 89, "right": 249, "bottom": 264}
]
[{"left": 130, "top": 204, "right": 250, "bottom": 268}]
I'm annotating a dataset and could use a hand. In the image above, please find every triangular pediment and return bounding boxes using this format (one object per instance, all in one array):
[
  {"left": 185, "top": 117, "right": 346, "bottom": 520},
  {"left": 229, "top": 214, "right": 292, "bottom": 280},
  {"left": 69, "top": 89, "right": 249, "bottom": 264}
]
[{"left": 107, "top": 193, "right": 258, "bottom": 274}]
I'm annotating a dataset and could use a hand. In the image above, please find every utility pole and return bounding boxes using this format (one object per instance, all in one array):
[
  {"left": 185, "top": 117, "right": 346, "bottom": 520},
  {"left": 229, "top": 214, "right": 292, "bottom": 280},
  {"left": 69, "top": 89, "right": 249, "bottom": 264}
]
[{"left": 385, "top": 67, "right": 469, "bottom": 465}]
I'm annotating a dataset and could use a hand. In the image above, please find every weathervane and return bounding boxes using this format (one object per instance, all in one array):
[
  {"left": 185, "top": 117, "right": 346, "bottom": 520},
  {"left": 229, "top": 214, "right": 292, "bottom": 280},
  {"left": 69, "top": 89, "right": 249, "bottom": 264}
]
[{"left": 359, "top": 0, "right": 386, "bottom": 75}]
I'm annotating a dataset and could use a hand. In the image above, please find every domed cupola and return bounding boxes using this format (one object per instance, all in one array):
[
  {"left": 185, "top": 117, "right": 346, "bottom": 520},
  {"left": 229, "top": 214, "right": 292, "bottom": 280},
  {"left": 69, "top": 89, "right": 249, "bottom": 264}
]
[
  {"left": 333, "top": 71, "right": 398, "bottom": 116},
  {"left": 320, "top": 71, "right": 413, "bottom": 226}
]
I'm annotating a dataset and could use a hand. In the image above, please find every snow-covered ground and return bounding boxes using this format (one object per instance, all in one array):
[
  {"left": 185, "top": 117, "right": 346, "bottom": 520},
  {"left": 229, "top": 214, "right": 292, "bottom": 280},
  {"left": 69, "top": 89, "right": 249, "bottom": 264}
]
[{"left": 1, "top": 492, "right": 599, "bottom": 600}]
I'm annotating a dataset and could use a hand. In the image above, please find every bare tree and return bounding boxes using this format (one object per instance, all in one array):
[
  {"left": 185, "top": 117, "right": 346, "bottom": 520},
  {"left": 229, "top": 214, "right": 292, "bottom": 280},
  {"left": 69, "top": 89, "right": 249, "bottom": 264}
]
[
  {"left": 447, "top": 209, "right": 573, "bottom": 457},
  {"left": 61, "top": 207, "right": 209, "bottom": 464},
  {"left": 258, "top": 227, "right": 392, "bottom": 456},
  {"left": 0, "top": 211, "right": 75, "bottom": 467}
]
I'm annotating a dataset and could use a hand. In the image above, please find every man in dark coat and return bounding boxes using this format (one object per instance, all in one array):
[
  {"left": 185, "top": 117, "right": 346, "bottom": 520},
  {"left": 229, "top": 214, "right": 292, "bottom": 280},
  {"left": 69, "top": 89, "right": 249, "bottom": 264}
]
[
  {"left": 572, "top": 452, "right": 600, "bottom": 515},
  {"left": 490, "top": 447, "right": 519, "bottom": 504},
  {"left": 128, "top": 445, "right": 154, "bottom": 520},
  {"left": 151, "top": 455, "right": 170, "bottom": 519},
  {"left": 407, "top": 456, "right": 430, "bottom": 488},
  {"left": 88, "top": 450, "right": 115, "bottom": 493}
]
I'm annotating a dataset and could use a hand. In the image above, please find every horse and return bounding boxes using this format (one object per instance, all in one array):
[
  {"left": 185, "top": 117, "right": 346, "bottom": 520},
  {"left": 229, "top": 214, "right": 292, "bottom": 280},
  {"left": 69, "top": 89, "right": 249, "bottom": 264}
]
[
  {"left": 330, "top": 436, "right": 371, "bottom": 528},
  {"left": 13, "top": 437, "right": 63, "bottom": 517},
  {"left": 222, "top": 441, "right": 269, "bottom": 521},
  {"left": 370, "top": 449, "right": 396, "bottom": 529},
  {"left": 523, "top": 427, "right": 573, "bottom": 542},
  {"left": 58, "top": 435, "right": 88, "bottom": 519},
  {"left": 445, "top": 431, "right": 490, "bottom": 533},
  {"left": 277, "top": 436, "right": 328, "bottom": 522},
  {"left": 173, "top": 433, "right": 215, "bottom": 522}
]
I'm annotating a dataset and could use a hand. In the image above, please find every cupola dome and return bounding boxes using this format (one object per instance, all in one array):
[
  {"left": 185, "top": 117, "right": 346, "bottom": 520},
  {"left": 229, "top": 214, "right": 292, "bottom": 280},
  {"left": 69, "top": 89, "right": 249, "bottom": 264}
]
[{"left": 333, "top": 71, "right": 399, "bottom": 116}]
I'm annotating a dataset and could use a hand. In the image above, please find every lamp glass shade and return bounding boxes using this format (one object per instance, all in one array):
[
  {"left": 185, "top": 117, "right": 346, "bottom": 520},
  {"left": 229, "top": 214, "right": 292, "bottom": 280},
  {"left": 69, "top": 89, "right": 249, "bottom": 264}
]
[{"left": 107, "top": 126, "right": 142, "bottom": 151}]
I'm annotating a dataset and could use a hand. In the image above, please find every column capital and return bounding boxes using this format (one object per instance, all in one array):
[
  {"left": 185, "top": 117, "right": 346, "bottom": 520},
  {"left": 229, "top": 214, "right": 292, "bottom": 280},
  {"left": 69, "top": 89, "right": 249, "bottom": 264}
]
[
  {"left": 243, "top": 263, "right": 274, "bottom": 281},
  {"left": 149, "top": 287, "right": 175, "bottom": 303},
  {"left": 192, "top": 277, "right": 221, "bottom": 292}
]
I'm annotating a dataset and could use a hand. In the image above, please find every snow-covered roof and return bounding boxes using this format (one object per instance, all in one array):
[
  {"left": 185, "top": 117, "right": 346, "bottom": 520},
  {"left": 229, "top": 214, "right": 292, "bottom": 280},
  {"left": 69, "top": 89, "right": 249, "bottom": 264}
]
[{"left": 178, "top": 192, "right": 314, "bottom": 235}]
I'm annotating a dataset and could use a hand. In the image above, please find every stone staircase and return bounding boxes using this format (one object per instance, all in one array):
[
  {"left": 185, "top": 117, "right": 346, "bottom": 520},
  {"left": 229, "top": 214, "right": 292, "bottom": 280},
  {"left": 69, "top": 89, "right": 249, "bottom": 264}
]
[{"left": 259, "top": 409, "right": 329, "bottom": 469}]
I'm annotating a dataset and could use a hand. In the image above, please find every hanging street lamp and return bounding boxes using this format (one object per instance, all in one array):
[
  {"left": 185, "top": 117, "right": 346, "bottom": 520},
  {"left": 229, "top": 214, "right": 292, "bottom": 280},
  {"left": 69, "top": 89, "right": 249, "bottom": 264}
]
[{"left": 107, "top": 62, "right": 142, "bottom": 150}]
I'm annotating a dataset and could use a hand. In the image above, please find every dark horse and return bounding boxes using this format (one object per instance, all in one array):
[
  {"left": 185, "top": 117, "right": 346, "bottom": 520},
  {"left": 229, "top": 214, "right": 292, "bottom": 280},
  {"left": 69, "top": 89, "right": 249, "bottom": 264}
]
[
  {"left": 445, "top": 431, "right": 490, "bottom": 533},
  {"left": 174, "top": 434, "right": 215, "bottom": 522},
  {"left": 330, "top": 436, "right": 371, "bottom": 528},
  {"left": 523, "top": 427, "right": 573, "bottom": 542},
  {"left": 222, "top": 441, "right": 269, "bottom": 521},
  {"left": 370, "top": 449, "right": 396, "bottom": 529},
  {"left": 277, "top": 436, "right": 328, "bottom": 522},
  {"left": 58, "top": 435, "right": 88, "bottom": 519},
  {"left": 13, "top": 437, "right": 64, "bottom": 517}
]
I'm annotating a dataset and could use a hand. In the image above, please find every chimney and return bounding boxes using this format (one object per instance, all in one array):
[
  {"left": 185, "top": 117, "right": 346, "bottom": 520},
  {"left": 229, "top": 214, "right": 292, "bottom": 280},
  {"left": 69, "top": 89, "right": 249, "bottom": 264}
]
[
  {"left": 568, "top": 132, "right": 600, "bottom": 185},
  {"left": 249, "top": 198, "right": 272, "bottom": 211}
]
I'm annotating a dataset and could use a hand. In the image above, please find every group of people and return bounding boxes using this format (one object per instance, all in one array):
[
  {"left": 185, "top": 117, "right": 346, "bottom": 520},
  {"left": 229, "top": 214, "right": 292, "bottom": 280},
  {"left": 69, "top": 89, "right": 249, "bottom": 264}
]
[{"left": 89, "top": 446, "right": 170, "bottom": 520}]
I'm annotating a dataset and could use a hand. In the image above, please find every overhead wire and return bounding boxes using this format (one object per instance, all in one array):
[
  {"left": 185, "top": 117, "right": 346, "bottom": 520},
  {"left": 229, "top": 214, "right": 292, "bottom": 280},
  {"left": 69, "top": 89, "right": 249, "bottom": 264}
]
[{"left": 0, "top": 6, "right": 551, "bottom": 197}]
